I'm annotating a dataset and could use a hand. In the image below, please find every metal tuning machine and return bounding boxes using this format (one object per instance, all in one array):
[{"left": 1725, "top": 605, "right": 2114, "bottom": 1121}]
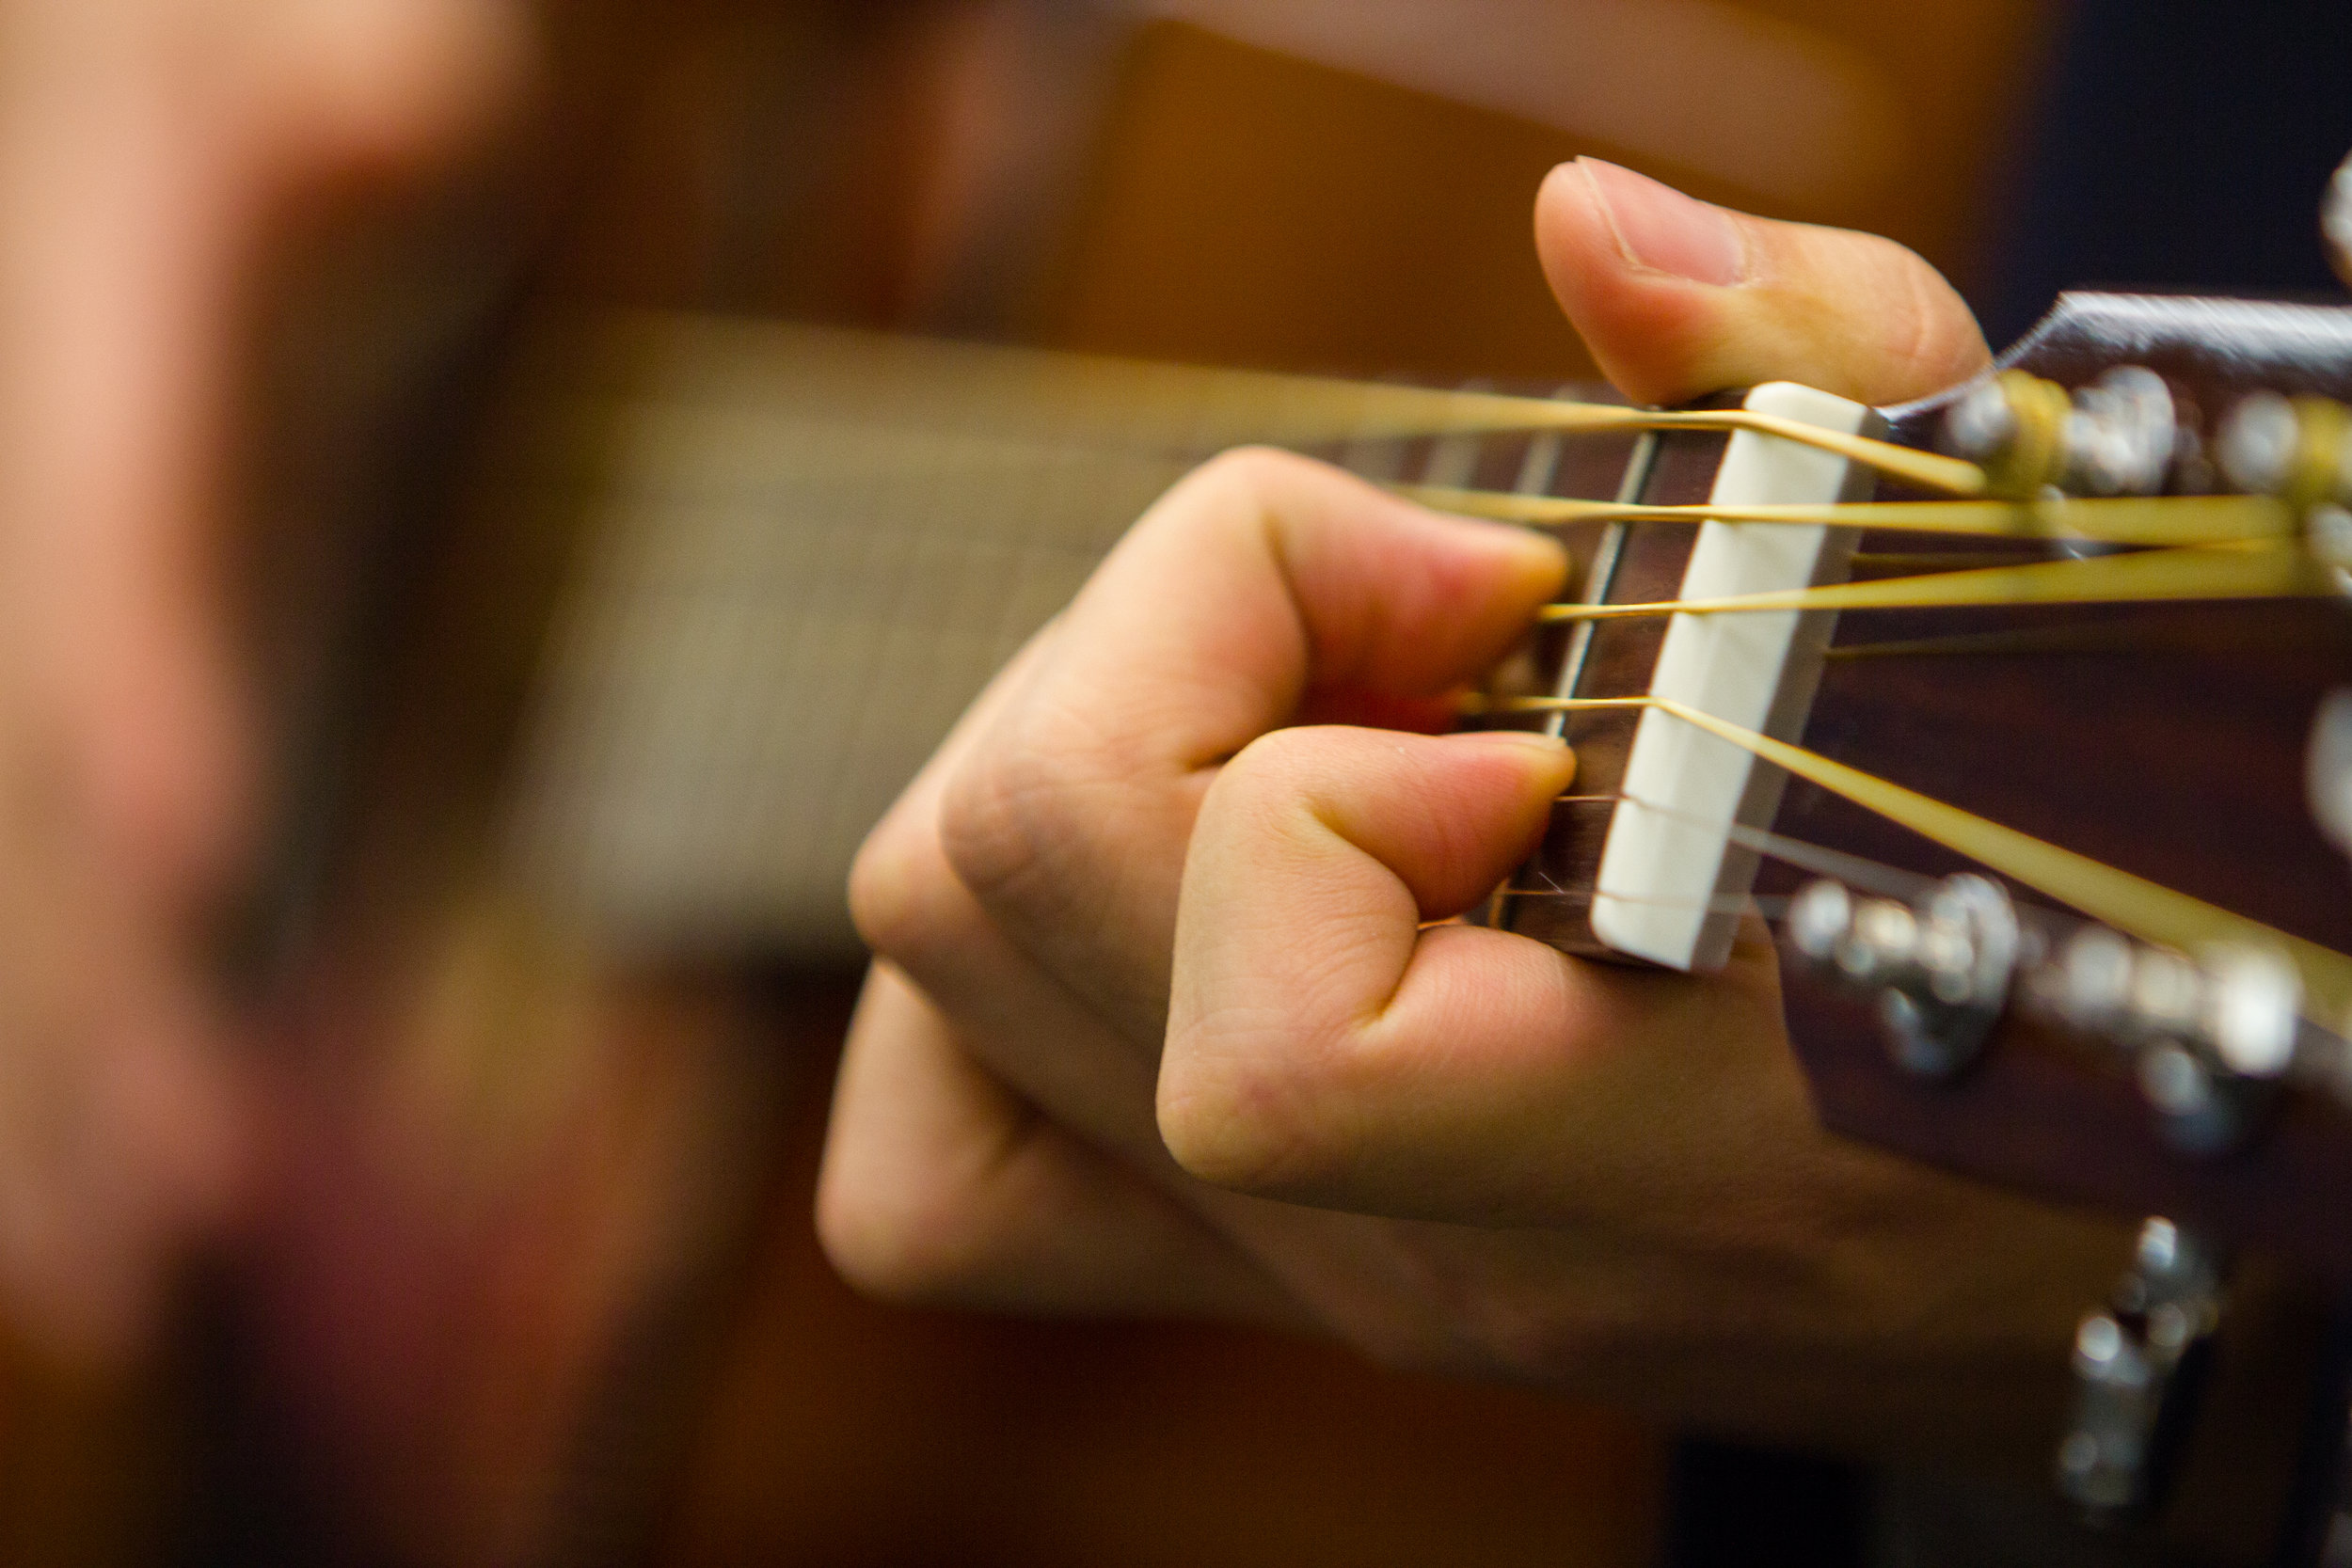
[
  {"left": 1786, "top": 874, "right": 2023, "bottom": 1079},
  {"left": 2311, "top": 689, "right": 2352, "bottom": 864},
  {"left": 2035, "top": 929, "right": 2302, "bottom": 1154},
  {"left": 1944, "top": 365, "right": 2178, "bottom": 499},
  {"left": 2325, "top": 144, "right": 2352, "bottom": 293},
  {"left": 2056, "top": 1217, "right": 2224, "bottom": 1520}
]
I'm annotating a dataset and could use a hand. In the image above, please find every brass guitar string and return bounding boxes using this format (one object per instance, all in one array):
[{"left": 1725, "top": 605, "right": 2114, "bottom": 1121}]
[
  {"left": 1470, "top": 693, "right": 2352, "bottom": 1028},
  {"left": 616, "top": 320, "right": 1986, "bottom": 494},
  {"left": 591, "top": 325, "right": 2344, "bottom": 1003},
  {"left": 1849, "top": 551, "right": 2035, "bottom": 571},
  {"left": 1496, "top": 793, "right": 2352, "bottom": 1093},
  {"left": 1400, "top": 486, "right": 2297, "bottom": 547},
  {"left": 1531, "top": 540, "right": 2331, "bottom": 622}
]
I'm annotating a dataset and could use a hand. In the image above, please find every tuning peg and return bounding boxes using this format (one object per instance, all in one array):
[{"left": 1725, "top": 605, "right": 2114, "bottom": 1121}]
[
  {"left": 2057, "top": 1217, "right": 2223, "bottom": 1519},
  {"left": 2215, "top": 389, "right": 2352, "bottom": 507},
  {"left": 2325, "top": 147, "right": 2352, "bottom": 292},
  {"left": 1945, "top": 367, "right": 2175, "bottom": 498},
  {"left": 2037, "top": 928, "right": 2297, "bottom": 1152},
  {"left": 1786, "top": 874, "right": 2020, "bottom": 1078}
]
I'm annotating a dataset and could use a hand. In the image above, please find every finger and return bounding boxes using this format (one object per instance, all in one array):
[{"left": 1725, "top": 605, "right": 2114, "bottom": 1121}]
[
  {"left": 854, "top": 635, "right": 1214, "bottom": 1155},
  {"left": 0, "top": 869, "right": 246, "bottom": 1370},
  {"left": 817, "top": 964, "right": 1301, "bottom": 1323},
  {"left": 850, "top": 853, "right": 1477, "bottom": 1364},
  {"left": 1534, "top": 157, "right": 1991, "bottom": 407},
  {"left": 941, "top": 449, "right": 1566, "bottom": 1042},
  {"left": 1163, "top": 722, "right": 1795, "bottom": 1225},
  {"left": 853, "top": 703, "right": 1470, "bottom": 1360}
]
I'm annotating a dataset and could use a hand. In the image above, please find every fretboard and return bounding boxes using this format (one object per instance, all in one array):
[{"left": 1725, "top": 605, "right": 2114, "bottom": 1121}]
[{"left": 476, "top": 313, "right": 1645, "bottom": 959}]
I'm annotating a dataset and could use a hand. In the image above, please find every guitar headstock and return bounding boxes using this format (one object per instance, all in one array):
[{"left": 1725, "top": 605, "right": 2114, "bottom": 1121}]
[
  {"left": 1472, "top": 287, "right": 2352, "bottom": 1527},
  {"left": 1772, "top": 291, "right": 2352, "bottom": 1275}
]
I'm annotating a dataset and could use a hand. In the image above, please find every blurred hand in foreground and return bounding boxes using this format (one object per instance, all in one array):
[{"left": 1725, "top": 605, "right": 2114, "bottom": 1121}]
[
  {"left": 823, "top": 159, "right": 2133, "bottom": 1464},
  {"left": 0, "top": 0, "right": 533, "bottom": 1370}
]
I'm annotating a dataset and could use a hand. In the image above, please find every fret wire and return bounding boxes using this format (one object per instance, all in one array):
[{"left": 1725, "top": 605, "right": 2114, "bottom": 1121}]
[
  {"left": 1482, "top": 398, "right": 1645, "bottom": 933},
  {"left": 1474, "top": 693, "right": 2352, "bottom": 1025}
]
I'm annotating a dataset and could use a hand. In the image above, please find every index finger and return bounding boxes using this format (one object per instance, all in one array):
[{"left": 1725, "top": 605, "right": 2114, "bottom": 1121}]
[{"left": 939, "top": 447, "right": 1567, "bottom": 1044}]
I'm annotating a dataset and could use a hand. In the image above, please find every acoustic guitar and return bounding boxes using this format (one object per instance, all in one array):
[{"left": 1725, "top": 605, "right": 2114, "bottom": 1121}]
[{"left": 403, "top": 244, "right": 2352, "bottom": 1561}]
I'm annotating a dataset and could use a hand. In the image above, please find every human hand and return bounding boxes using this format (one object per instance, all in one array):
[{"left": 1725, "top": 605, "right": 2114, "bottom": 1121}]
[{"left": 822, "top": 158, "right": 2130, "bottom": 1465}]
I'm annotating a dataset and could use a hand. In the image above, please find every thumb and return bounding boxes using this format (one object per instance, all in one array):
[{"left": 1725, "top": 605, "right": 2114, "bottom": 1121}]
[{"left": 1535, "top": 158, "right": 1990, "bottom": 407}]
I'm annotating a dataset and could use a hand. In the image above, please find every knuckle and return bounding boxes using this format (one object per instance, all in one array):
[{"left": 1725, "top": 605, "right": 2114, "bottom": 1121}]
[
  {"left": 935, "top": 717, "right": 1061, "bottom": 911},
  {"left": 814, "top": 1141, "right": 1000, "bottom": 1307},
  {"left": 845, "top": 812, "right": 951, "bottom": 964},
  {"left": 1184, "top": 444, "right": 1310, "bottom": 506},
  {"left": 936, "top": 693, "right": 1124, "bottom": 928},
  {"left": 1157, "top": 1016, "right": 1339, "bottom": 1196},
  {"left": 1207, "top": 727, "right": 1320, "bottom": 819}
]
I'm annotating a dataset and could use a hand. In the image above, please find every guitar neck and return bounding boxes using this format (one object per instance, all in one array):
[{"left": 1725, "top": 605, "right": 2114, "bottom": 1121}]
[{"left": 405, "top": 313, "right": 1643, "bottom": 959}]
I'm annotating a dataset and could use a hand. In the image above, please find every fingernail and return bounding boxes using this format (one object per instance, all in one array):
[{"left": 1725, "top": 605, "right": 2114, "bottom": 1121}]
[{"left": 1577, "top": 157, "right": 1748, "bottom": 286}]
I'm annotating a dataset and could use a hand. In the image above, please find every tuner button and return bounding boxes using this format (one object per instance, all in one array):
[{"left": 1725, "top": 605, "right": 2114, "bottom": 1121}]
[
  {"left": 2306, "top": 502, "right": 2352, "bottom": 572},
  {"left": 2326, "top": 147, "right": 2352, "bottom": 292},
  {"left": 1786, "top": 879, "right": 1852, "bottom": 963},
  {"left": 2066, "top": 368, "right": 2176, "bottom": 497},
  {"left": 1946, "top": 377, "right": 2016, "bottom": 461},
  {"left": 2217, "top": 391, "right": 2297, "bottom": 494},
  {"left": 2308, "top": 689, "right": 2352, "bottom": 853},
  {"left": 2133, "top": 1217, "right": 2181, "bottom": 1279},
  {"left": 2129, "top": 1216, "right": 2219, "bottom": 1309},
  {"left": 1843, "top": 898, "right": 1918, "bottom": 983},
  {"left": 1786, "top": 877, "right": 2016, "bottom": 1080},
  {"left": 2137, "top": 1041, "right": 2213, "bottom": 1119},
  {"left": 2128, "top": 949, "right": 2203, "bottom": 1037},
  {"left": 2201, "top": 945, "right": 2300, "bottom": 1079},
  {"left": 2054, "top": 926, "right": 2134, "bottom": 1032},
  {"left": 2058, "top": 1218, "right": 2223, "bottom": 1520}
]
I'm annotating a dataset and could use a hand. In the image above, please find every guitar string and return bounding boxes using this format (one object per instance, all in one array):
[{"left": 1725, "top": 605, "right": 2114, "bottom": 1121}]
[
  {"left": 1529, "top": 539, "right": 2330, "bottom": 622},
  {"left": 1399, "top": 485, "right": 2298, "bottom": 547},
  {"left": 1499, "top": 795, "right": 2352, "bottom": 1091},
  {"left": 1500, "top": 886, "right": 1788, "bottom": 917},
  {"left": 1849, "top": 551, "right": 2033, "bottom": 571},
  {"left": 606, "top": 324, "right": 1986, "bottom": 494},
  {"left": 1470, "top": 693, "right": 2352, "bottom": 1028},
  {"left": 1541, "top": 792, "right": 1940, "bottom": 902},
  {"left": 573, "top": 331, "right": 2343, "bottom": 1001}
]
